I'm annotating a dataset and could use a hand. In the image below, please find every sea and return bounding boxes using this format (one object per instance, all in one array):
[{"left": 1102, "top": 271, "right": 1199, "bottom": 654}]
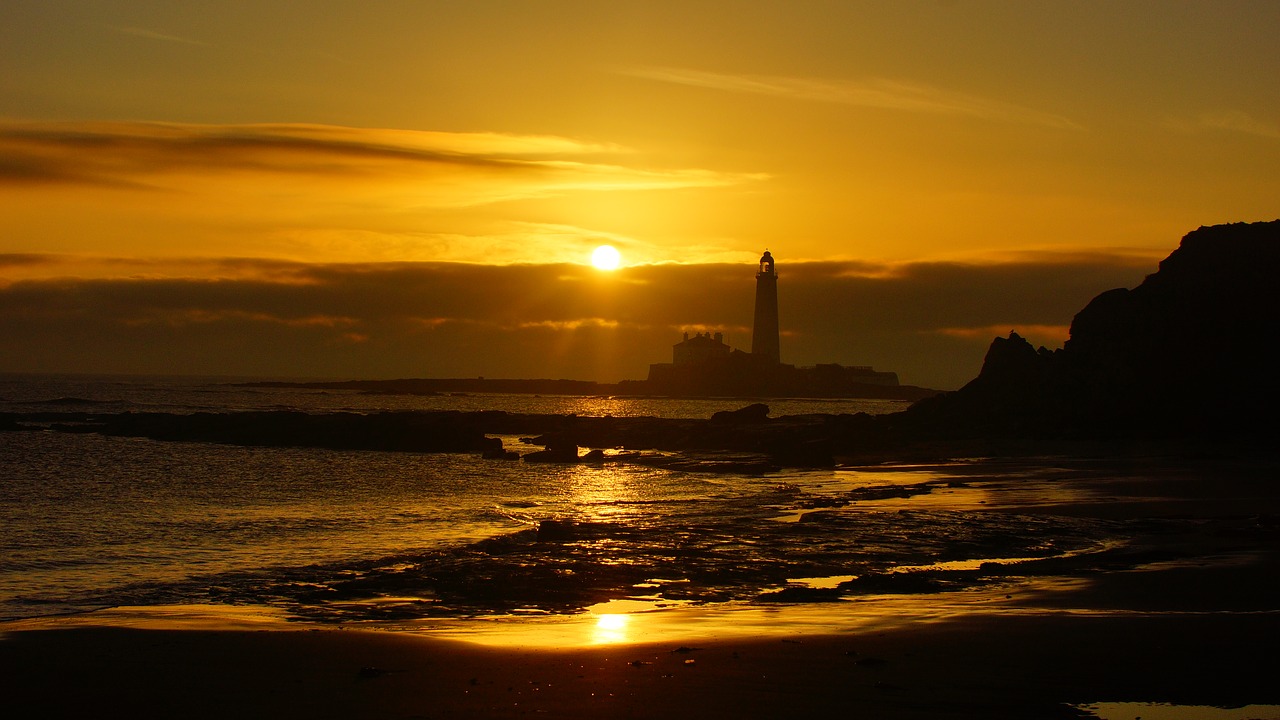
[{"left": 0, "top": 373, "right": 1118, "bottom": 628}]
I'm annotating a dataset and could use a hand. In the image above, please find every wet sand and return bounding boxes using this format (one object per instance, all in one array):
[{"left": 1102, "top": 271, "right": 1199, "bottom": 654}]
[
  {"left": 4, "top": 454, "right": 1279, "bottom": 719},
  {"left": 3, "top": 609, "right": 1278, "bottom": 719}
]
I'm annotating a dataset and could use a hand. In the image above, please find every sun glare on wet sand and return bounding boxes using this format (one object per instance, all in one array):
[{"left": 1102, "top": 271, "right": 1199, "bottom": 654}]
[{"left": 591, "top": 245, "right": 621, "bottom": 270}]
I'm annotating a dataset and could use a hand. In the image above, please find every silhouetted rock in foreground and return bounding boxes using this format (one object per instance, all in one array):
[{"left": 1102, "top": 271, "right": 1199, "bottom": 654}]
[
  {"left": 898, "top": 220, "right": 1280, "bottom": 441},
  {"left": 523, "top": 440, "right": 581, "bottom": 463},
  {"left": 710, "top": 403, "right": 771, "bottom": 425}
]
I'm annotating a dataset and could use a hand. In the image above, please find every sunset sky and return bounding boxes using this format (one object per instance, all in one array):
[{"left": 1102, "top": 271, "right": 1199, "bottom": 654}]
[{"left": 3, "top": 1, "right": 1278, "bottom": 389}]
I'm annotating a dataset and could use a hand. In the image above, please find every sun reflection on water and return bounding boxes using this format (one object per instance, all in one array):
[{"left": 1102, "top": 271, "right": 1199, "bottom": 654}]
[
  {"left": 558, "top": 462, "right": 646, "bottom": 522},
  {"left": 591, "top": 613, "right": 630, "bottom": 644}
]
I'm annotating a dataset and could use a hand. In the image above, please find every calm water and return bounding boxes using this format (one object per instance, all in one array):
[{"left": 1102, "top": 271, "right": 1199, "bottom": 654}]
[
  {"left": 0, "top": 374, "right": 1114, "bottom": 623},
  {"left": 0, "top": 373, "right": 912, "bottom": 417}
]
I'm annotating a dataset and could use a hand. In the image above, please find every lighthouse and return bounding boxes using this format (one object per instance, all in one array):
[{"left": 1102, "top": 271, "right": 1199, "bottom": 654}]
[{"left": 751, "top": 250, "right": 780, "bottom": 364}]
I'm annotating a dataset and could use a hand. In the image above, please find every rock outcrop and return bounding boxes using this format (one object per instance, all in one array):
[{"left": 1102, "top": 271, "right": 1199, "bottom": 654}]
[{"left": 898, "top": 220, "right": 1280, "bottom": 440}]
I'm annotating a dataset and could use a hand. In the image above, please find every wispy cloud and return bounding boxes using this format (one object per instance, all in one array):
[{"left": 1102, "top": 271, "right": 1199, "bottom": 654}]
[
  {"left": 112, "top": 26, "right": 211, "bottom": 47},
  {"left": 0, "top": 253, "right": 1152, "bottom": 387},
  {"left": 935, "top": 324, "right": 1070, "bottom": 343},
  {"left": 0, "top": 121, "right": 761, "bottom": 201},
  {"left": 0, "top": 253, "right": 62, "bottom": 269},
  {"left": 620, "top": 66, "right": 1082, "bottom": 130},
  {"left": 0, "top": 120, "right": 768, "bottom": 267},
  {"left": 517, "top": 318, "right": 621, "bottom": 331},
  {"left": 1168, "top": 110, "right": 1280, "bottom": 140}
]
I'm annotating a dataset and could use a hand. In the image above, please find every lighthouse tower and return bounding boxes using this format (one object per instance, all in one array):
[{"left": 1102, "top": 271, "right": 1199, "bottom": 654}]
[{"left": 751, "top": 250, "right": 780, "bottom": 364}]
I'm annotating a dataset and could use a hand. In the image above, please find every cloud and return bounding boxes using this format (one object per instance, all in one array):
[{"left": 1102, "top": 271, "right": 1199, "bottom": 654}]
[
  {"left": 0, "top": 253, "right": 61, "bottom": 269},
  {"left": 1168, "top": 110, "right": 1280, "bottom": 140},
  {"left": 517, "top": 318, "right": 621, "bottom": 331},
  {"left": 131, "top": 309, "right": 360, "bottom": 330},
  {"left": 0, "top": 121, "right": 767, "bottom": 266},
  {"left": 620, "top": 66, "right": 1082, "bottom": 130},
  {"left": 0, "top": 253, "right": 1155, "bottom": 389},
  {"left": 0, "top": 253, "right": 326, "bottom": 284},
  {"left": 935, "top": 324, "right": 1071, "bottom": 344},
  {"left": 112, "top": 26, "right": 211, "bottom": 47},
  {"left": 0, "top": 121, "right": 761, "bottom": 199}
]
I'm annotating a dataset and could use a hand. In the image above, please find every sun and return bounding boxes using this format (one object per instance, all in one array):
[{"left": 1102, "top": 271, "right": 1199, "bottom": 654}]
[{"left": 590, "top": 245, "right": 621, "bottom": 271}]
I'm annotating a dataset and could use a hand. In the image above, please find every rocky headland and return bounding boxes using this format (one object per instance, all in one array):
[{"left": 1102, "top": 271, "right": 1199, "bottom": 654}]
[{"left": 891, "top": 219, "right": 1279, "bottom": 444}]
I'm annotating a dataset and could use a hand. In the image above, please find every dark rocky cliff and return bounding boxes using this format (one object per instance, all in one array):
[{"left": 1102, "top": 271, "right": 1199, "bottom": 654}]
[{"left": 897, "top": 220, "right": 1280, "bottom": 440}]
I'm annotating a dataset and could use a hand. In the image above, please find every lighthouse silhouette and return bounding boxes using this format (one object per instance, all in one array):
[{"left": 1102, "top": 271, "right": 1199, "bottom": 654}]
[{"left": 751, "top": 250, "right": 780, "bottom": 364}]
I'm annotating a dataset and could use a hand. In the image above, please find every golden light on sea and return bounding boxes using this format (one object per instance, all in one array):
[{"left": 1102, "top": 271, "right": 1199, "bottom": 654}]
[{"left": 592, "top": 613, "right": 630, "bottom": 644}]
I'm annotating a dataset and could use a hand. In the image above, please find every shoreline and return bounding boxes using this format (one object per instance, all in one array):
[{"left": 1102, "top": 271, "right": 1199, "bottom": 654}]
[
  {"left": 7, "top": 519, "right": 1280, "bottom": 719},
  {"left": 5, "top": 599, "right": 1279, "bottom": 719},
  {"left": 5, "top": 446, "right": 1279, "bottom": 717}
]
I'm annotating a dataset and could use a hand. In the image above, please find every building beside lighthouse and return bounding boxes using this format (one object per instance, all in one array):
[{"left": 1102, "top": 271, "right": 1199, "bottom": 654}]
[
  {"left": 672, "top": 331, "right": 732, "bottom": 365},
  {"left": 644, "top": 250, "right": 904, "bottom": 397}
]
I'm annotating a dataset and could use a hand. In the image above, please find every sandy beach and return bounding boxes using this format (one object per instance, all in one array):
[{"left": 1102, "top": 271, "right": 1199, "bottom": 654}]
[
  {"left": 4, "top": 607, "right": 1279, "bottom": 719},
  {"left": 5, "top": 454, "right": 1279, "bottom": 720}
]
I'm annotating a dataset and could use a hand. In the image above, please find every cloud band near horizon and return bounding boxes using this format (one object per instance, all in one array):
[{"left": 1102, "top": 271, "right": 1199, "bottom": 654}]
[{"left": 0, "top": 253, "right": 1154, "bottom": 390}]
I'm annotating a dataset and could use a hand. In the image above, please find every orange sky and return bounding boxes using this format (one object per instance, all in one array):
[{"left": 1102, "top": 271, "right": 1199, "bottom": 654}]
[{"left": 2, "top": 1, "right": 1277, "bottom": 388}]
